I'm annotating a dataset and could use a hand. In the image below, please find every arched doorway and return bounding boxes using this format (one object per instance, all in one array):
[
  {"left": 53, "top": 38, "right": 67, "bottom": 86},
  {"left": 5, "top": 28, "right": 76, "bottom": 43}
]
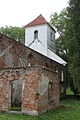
[{"left": 10, "top": 79, "right": 23, "bottom": 111}]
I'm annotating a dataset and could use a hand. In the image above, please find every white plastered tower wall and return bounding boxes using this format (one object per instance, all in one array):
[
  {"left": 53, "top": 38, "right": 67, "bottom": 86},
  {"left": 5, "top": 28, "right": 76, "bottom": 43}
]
[{"left": 25, "top": 24, "right": 48, "bottom": 55}]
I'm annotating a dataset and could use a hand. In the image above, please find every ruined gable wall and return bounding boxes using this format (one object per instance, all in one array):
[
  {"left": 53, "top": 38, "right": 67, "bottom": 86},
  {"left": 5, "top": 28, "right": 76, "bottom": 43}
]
[{"left": 0, "top": 34, "right": 62, "bottom": 71}]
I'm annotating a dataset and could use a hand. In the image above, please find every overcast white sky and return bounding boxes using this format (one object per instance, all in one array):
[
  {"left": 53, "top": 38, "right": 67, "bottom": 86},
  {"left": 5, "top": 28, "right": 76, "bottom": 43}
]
[{"left": 0, "top": 0, "right": 69, "bottom": 27}]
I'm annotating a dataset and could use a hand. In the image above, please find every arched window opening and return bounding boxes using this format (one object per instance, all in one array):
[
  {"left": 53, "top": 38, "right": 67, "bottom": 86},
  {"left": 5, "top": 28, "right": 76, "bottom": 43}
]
[
  {"left": 55, "top": 65, "right": 58, "bottom": 72},
  {"left": 48, "top": 82, "right": 52, "bottom": 101},
  {"left": 50, "top": 32, "right": 53, "bottom": 41},
  {"left": 34, "top": 30, "right": 38, "bottom": 39},
  {"left": 28, "top": 54, "right": 34, "bottom": 67},
  {"left": 61, "top": 70, "right": 64, "bottom": 82}
]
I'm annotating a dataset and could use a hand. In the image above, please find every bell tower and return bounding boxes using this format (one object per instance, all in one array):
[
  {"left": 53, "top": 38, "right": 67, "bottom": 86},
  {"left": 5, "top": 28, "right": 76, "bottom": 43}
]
[{"left": 24, "top": 14, "right": 56, "bottom": 56}]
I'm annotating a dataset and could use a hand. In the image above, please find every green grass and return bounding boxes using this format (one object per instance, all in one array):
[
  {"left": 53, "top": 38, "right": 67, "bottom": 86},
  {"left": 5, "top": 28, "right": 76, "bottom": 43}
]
[
  {"left": 66, "top": 88, "right": 74, "bottom": 95},
  {"left": 11, "top": 105, "right": 21, "bottom": 111},
  {"left": 0, "top": 98, "right": 80, "bottom": 120}
]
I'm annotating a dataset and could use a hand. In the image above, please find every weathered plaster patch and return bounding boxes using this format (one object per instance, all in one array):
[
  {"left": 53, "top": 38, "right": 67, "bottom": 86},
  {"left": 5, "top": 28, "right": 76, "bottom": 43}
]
[
  {"left": 39, "top": 73, "right": 49, "bottom": 95},
  {"left": 5, "top": 53, "right": 13, "bottom": 67}
]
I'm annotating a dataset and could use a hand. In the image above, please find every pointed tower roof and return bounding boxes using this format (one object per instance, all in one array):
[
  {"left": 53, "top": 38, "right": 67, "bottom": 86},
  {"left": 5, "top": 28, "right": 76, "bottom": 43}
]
[{"left": 24, "top": 14, "right": 48, "bottom": 27}]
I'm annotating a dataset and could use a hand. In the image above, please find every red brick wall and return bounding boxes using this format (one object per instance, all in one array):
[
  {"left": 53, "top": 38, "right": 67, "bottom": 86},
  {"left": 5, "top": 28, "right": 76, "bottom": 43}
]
[
  {"left": 0, "top": 66, "right": 60, "bottom": 115},
  {"left": 22, "top": 68, "right": 39, "bottom": 115},
  {"left": 0, "top": 56, "right": 5, "bottom": 68},
  {"left": 38, "top": 67, "right": 59, "bottom": 114}
]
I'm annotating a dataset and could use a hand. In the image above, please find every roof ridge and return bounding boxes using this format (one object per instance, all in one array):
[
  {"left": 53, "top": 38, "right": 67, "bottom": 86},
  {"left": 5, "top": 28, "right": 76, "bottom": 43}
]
[
  {"left": 34, "top": 14, "right": 47, "bottom": 21},
  {"left": 24, "top": 14, "right": 48, "bottom": 27}
]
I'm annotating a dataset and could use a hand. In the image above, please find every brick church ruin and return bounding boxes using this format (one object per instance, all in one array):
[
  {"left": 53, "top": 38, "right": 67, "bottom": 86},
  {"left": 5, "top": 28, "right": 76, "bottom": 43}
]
[{"left": 0, "top": 15, "right": 67, "bottom": 115}]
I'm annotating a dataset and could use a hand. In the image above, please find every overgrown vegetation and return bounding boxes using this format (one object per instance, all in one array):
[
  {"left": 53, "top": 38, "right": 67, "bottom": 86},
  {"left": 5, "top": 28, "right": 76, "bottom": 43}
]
[{"left": 0, "top": 98, "right": 80, "bottom": 120}]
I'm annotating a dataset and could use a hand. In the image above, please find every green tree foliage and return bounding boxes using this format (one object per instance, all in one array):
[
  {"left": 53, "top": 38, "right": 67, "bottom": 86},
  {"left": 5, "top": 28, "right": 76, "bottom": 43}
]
[
  {"left": 0, "top": 26, "right": 25, "bottom": 44},
  {"left": 50, "top": 0, "right": 80, "bottom": 94},
  {"left": 50, "top": 9, "right": 70, "bottom": 91},
  {"left": 65, "top": 0, "right": 80, "bottom": 91},
  {"left": 50, "top": 8, "right": 67, "bottom": 35}
]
